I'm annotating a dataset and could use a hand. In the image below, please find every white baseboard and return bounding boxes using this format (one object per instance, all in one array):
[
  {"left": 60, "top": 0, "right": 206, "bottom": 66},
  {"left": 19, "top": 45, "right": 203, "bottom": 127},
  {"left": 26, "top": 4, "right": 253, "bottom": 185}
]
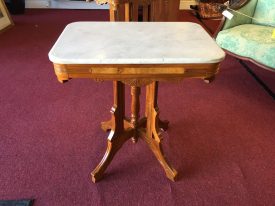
[
  {"left": 180, "top": 0, "right": 197, "bottom": 10},
  {"left": 25, "top": 0, "right": 109, "bottom": 9},
  {"left": 26, "top": 0, "right": 50, "bottom": 8}
]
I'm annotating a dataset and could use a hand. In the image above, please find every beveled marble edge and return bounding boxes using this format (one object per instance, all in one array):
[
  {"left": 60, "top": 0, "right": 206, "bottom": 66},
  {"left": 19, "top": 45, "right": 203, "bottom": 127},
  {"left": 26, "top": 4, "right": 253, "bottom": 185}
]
[
  {"left": 49, "top": 22, "right": 225, "bottom": 65},
  {"left": 48, "top": 56, "right": 224, "bottom": 64}
]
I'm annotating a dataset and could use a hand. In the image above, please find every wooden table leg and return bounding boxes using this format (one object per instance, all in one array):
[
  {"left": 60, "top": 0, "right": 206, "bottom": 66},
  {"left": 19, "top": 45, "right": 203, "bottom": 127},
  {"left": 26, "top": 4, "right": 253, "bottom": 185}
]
[
  {"left": 93, "top": 81, "right": 176, "bottom": 182},
  {"left": 109, "top": 4, "right": 116, "bottom": 22},
  {"left": 130, "top": 86, "right": 141, "bottom": 143},
  {"left": 102, "top": 81, "right": 169, "bottom": 132},
  {"left": 101, "top": 119, "right": 113, "bottom": 132},
  {"left": 146, "top": 81, "right": 169, "bottom": 131},
  {"left": 142, "top": 82, "right": 178, "bottom": 181},
  {"left": 91, "top": 81, "right": 133, "bottom": 183},
  {"left": 100, "top": 80, "right": 118, "bottom": 132}
]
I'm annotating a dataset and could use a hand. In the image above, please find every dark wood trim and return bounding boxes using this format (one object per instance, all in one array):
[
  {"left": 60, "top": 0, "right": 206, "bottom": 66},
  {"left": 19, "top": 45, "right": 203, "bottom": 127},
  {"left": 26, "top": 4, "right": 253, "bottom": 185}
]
[
  {"left": 224, "top": 49, "right": 275, "bottom": 72},
  {"left": 239, "top": 60, "right": 275, "bottom": 100},
  {"left": 213, "top": 0, "right": 254, "bottom": 38},
  {"left": 214, "top": 0, "right": 275, "bottom": 72},
  {"left": 213, "top": 16, "right": 226, "bottom": 38},
  {"left": 229, "top": 0, "right": 250, "bottom": 10}
]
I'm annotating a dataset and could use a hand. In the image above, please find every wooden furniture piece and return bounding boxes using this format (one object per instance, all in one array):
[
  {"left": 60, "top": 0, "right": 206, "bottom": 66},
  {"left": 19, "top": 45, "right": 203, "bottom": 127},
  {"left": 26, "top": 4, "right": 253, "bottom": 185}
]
[
  {"left": 90, "top": 0, "right": 180, "bottom": 21},
  {"left": 49, "top": 22, "right": 225, "bottom": 182},
  {"left": 0, "top": 0, "right": 14, "bottom": 33},
  {"left": 215, "top": 0, "right": 275, "bottom": 99},
  {"left": 94, "top": 0, "right": 181, "bottom": 143},
  {"left": 191, "top": 0, "right": 228, "bottom": 19}
]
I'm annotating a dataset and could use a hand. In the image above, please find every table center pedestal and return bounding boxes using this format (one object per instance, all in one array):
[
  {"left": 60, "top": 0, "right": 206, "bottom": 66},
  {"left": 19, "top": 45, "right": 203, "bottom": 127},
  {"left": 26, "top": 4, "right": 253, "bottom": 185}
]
[{"left": 92, "top": 81, "right": 177, "bottom": 183}]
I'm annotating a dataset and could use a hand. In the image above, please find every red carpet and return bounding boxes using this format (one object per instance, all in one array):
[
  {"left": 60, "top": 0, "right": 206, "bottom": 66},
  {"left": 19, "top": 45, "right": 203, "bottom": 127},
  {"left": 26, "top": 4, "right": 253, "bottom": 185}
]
[{"left": 0, "top": 9, "right": 274, "bottom": 206}]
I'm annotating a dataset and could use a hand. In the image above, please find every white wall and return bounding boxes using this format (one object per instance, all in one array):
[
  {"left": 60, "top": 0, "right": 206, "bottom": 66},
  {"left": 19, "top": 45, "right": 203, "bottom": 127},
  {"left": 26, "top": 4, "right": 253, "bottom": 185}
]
[{"left": 25, "top": 0, "right": 50, "bottom": 8}]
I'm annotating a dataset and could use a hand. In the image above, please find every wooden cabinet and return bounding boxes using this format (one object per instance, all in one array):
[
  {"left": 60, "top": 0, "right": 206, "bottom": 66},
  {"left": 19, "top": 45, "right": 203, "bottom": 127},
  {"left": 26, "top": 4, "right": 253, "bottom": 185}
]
[
  {"left": 93, "top": 0, "right": 180, "bottom": 21},
  {"left": 152, "top": 0, "right": 180, "bottom": 21}
]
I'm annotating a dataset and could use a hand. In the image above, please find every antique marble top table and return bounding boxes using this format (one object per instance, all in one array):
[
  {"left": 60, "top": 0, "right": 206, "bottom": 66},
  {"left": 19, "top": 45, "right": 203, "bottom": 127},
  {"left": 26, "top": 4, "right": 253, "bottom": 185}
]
[
  {"left": 49, "top": 22, "right": 224, "bottom": 65},
  {"left": 49, "top": 22, "right": 225, "bottom": 183}
]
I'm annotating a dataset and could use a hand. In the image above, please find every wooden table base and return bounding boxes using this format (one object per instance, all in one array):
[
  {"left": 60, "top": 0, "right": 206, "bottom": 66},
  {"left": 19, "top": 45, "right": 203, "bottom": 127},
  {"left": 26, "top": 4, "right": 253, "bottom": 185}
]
[{"left": 91, "top": 81, "right": 177, "bottom": 183}]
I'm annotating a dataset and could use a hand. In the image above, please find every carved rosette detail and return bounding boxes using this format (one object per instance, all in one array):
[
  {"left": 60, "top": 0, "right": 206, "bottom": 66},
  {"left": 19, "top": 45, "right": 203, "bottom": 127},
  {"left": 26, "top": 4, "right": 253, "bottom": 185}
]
[
  {"left": 94, "top": 78, "right": 105, "bottom": 83},
  {"left": 122, "top": 79, "right": 153, "bottom": 87}
]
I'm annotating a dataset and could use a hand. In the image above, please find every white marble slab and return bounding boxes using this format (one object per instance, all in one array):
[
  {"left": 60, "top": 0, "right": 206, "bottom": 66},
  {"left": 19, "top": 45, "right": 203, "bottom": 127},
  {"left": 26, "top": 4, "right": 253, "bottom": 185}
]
[{"left": 49, "top": 22, "right": 225, "bottom": 64}]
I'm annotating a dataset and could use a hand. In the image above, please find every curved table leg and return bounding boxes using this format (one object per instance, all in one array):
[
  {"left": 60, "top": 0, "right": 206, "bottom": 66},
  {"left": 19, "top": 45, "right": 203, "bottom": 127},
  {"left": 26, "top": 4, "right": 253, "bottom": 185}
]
[
  {"left": 204, "top": 75, "right": 215, "bottom": 84},
  {"left": 91, "top": 129, "right": 133, "bottom": 183},
  {"left": 146, "top": 81, "right": 169, "bottom": 132},
  {"left": 91, "top": 81, "right": 132, "bottom": 183},
  {"left": 93, "top": 81, "right": 176, "bottom": 183},
  {"left": 143, "top": 82, "right": 178, "bottom": 181},
  {"left": 158, "top": 119, "right": 169, "bottom": 131},
  {"left": 143, "top": 132, "right": 178, "bottom": 181},
  {"left": 101, "top": 119, "right": 112, "bottom": 132}
]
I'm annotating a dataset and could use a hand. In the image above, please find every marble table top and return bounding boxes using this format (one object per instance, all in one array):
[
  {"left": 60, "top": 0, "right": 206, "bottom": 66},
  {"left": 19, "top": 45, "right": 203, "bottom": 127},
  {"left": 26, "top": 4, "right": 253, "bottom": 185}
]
[{"left": 49, "top": 22, "right": 225, "bottom": 65}]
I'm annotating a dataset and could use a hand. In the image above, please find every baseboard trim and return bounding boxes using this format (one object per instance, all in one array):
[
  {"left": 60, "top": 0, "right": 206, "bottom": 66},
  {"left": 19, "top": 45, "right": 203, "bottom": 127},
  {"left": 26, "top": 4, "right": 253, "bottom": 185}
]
[{"left": 25, "top": 0, "right": 50, "bottom": 8}]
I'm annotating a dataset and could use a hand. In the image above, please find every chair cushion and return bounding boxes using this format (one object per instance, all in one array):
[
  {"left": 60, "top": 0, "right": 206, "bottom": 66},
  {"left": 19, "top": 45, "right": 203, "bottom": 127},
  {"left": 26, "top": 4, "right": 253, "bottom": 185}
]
[
  {"left": 223, "top": 0, "right": 258, "bottom": 30},
  {"left": 216, "top": 24, "right": 275, "bottom": 69},
  {"left": 252, "top": 0, "right": 275, "bottom": 27}
]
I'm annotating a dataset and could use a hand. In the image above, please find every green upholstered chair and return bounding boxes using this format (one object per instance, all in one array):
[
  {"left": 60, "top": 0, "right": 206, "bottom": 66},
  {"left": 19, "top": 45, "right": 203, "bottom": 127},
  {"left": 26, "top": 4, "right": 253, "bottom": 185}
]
[
  {"left": 216, "top": 0, "right": 275, "bottom": 71},
  {"left": 215, "top": 0, "right": 275, "bottom": 98}
]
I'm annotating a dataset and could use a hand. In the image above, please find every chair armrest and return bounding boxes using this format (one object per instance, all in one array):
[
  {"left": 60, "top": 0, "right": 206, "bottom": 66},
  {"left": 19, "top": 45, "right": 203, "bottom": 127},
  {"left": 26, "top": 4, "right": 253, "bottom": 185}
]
[{"left": 221, "top": 0, "right": 258, "bottom": 30}]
